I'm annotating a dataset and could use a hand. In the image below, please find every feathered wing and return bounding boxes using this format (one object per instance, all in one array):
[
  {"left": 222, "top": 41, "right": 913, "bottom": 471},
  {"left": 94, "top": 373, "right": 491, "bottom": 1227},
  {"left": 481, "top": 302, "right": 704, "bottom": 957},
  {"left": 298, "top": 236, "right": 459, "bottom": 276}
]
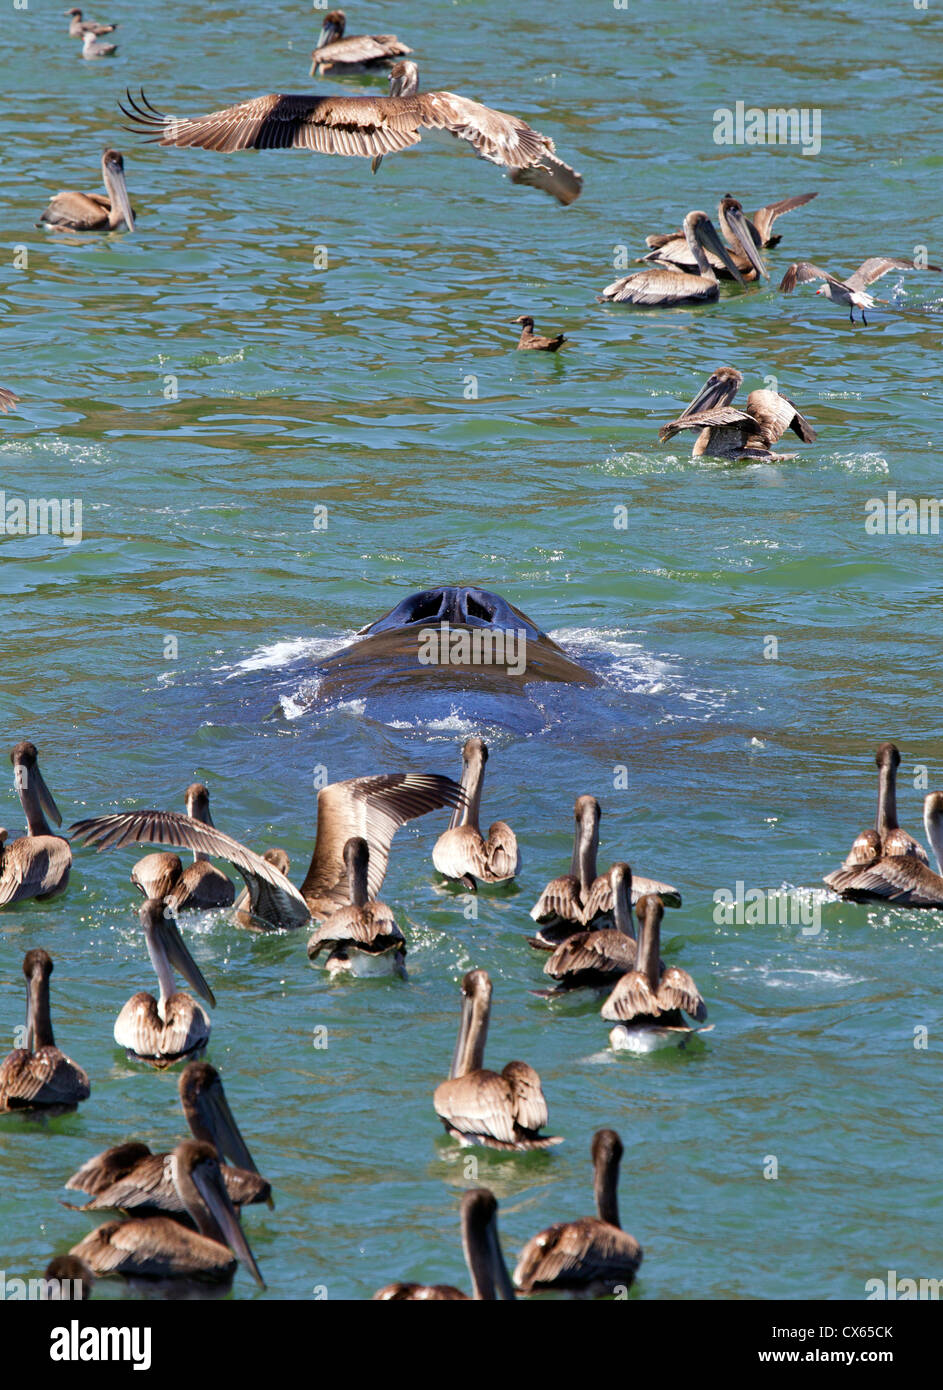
[
  {"left": 779, "top": 261, "right": 844, "bottom": 292},
  {"left": 307, "top": 901, "right": 403, "bottom": 955},
  {"left": 0, "top": 388, "right": 19, "bottom": 412},
  {"left": 434, "top": 1072, "right": 517, "bottom": 1146},
  {"left": 581, "top": 871, "right": 681, "bottom": 921},
  {"left": 826, "top": 856, "right": 943, "bottom": 907},
  {"left": 659, "top": 405, "right": 755, "bottom": 443},
  {"left": 66, "top": 1149, "right": 179, "bottom": 1213},
  {"left": 0, "top": 836, "right": 72, "bottom": 906},
  {"left": 485, "top": 822, "right": 520, "bottom": 880},
  {"left": 600, "top": 971, "right": 661, "bottom": 1022},
  {"left": 508, "top": 153, "right": 583, "bottom": 206},
  {"left": 0, "top": 1047, "right": 90, "bottom": 1109},
  {"left": 743, "top": 390, "right": 816, "bottom": 445},
  {"left": 530, "top": 874, "right": 583, "bottom": 924},
  {"left": 314, "top": 34, "right": 411, "bottom": 66},
  {"left": 845, "top": 257, "right": 939, "bottom": 291},
  {"left": 750, "top": 192, "right": 817, "bottom": 245},
  {"left": 544, "top": 929, "right": 636, "bottom": 979},
  {"left": 502, "top": 1061, "right": 549, "bottom": 1132},
  {"left": 514, "top": 1218, "right": 642, "bottom": 1292},
  {"left": 300, "top": 773, "right": 463, "bottom": 911},
  {"left": 657, "top": 967, "right": 707, "bottom": 1022},
  {"left": 71, "top": 1217, "right": 234, "bottom": 1279}
]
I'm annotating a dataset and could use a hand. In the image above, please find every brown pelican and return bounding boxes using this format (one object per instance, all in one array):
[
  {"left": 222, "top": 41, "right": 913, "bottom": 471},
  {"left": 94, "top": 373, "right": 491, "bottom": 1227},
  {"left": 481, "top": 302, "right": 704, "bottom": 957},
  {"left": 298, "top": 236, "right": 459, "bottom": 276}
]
[
  {"left": 514, "top": 1129, "right": 642, "bottom": 1296},
  {"left": 0, "top": 949, "right": 90, "bottom": 1114},
  {"left": 71, "top": 771, "right": 461, "bottom": 929},
  {"left": 824, "top": 792, "right": 943, "bottom": 907},
  {"left": 658, "top": 366, "right": 816, "bottom": 462},
  {"left": 306, "top": 837, "right": 406, "bottom": 976},
  {"left": 131, "top": 784, "right": 234, "bottom": 909},
  {"left": 599, "top": 212, "right": 752, "bottom": 306},
  {"left": 233, "top": 847, "right": 292, "bottom": 929},
  {"left": 825, "top": 743, "right": 931, "bottom": 898},
  {"left": 602, "top": 896, "right": 707, "bottom": 1052},
  {"left": 65, "top": 1061, "right": 271, "bottom": 1218},
  {"left": 0, "top": 388, "right": 19, "bottom": 412},
  {"left": 114, "top": 899, "right": 216, "bottom": 1068},
  {"left": 39, "top": 149, "right": 135, "bottom": 232},
  {"left": 780, "top": 256, "right": 941, "bottom": 325},
  {"left": 434, "top": 969, "right": 561, "bottom": 1151},
  {"left": 80, "top": 29, "right": 116, "bottom": 58},
  {"left": 646, "top": 191, "right": 817, "bottom": 256},
  {"left": 42, "top": 1255, "right": 94, "bottom": 1299},
  {"left": 432, "top": 738, "right": 519, "bottom": 890},
  {"left": 373, "top": 1188, "right": 515, "bottom": 1300},
  {"left": 529, "top": 796, "right": 681, "bottom": 949},
  {"left": 639, "top": 197, "right": 768, "bottom": 282},
  {"left": 539, "top": 863, "right": 640, "bottom": 994},
  {"left": 0, "top": 742, "right": 72, "bottom": 908},
  {"left": 119, "top": 79, "right": 582, "bottom": 205},
  {"left": 69, "top": 1140, "right": 264, "bottom": 1287},
  {"left": 514, "top": 316, "right": 567, "bottom": 352},
  {"left": 66, "top": 7, "right": 116, "bottom": 36},
  {"left": 310, "top": 9, "right": 412, "bottom": 77}
]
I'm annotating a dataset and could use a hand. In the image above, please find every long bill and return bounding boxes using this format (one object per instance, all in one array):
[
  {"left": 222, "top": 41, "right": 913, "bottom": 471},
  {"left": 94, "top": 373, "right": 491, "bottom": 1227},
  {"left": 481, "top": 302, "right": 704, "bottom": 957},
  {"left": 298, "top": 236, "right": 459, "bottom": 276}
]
[
  {"left": 720, "top": 201, "right": 768, "bottom": 279},
  {"left": 105, "top": 162, "right": 135, "bottom": 232},
  {"left": 695, "top": 217, "right": 748, "bottom": 285},
  {"left": 191, "top": 1159, "right": 265, "bottom": 1287}
]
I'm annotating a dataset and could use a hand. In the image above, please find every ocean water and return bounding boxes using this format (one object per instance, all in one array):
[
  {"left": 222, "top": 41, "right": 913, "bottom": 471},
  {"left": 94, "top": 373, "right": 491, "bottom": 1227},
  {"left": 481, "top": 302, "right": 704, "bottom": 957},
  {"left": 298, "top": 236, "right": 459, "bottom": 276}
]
[{"left": 1, "top": 0, "right": 942, "bottom": 1300}]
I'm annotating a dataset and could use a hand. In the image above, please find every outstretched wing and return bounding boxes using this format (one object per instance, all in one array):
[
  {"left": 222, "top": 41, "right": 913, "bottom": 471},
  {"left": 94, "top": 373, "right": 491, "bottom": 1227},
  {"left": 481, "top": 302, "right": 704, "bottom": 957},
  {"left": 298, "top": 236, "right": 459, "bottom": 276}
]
[
  {"left": 779, "top": 261, "right": 844, "bottom": 292},
  {"left": 846, "top": 257, "right": 939, "bottom": 291},
  {"left": 750, "top": 192, "right": 817, "bottom": 245},
  {"left": 581, "top": 871, "right": 681, "bottom": 921},
  {"left": 600, "top": 970, "right": 660, "bottom": 1023},
  {"left": 0, "top": 387, "right": 19, "bottom": 412},
  {"left": 657, "top": 967, "right": 707, "bottom": 1022},
  {"left": 659, "top": 406, "right": 754, "bottom": 443},
  {"left": 744, "top": 390, "right": 816, "bottom": 445}
]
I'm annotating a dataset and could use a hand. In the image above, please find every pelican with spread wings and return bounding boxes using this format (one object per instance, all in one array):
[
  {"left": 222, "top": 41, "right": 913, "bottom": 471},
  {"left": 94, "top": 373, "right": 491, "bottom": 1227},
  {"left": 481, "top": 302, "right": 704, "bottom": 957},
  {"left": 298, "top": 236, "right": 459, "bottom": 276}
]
[
  {"left": 780, "top": 255, "right": 940, "bottom": 324},
  {"left": 659, "top": 366, "right": 816, "bottom": 462}
]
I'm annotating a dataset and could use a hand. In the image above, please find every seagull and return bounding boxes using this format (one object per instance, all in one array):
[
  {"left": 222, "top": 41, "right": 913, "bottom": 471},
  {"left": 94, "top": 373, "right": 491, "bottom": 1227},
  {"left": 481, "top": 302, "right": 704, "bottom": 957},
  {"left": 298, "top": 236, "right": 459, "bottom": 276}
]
[
  {"left": 65, "top": 7, "right": 116, "bottom": 37},
  {"left": 80, "top": 28, "right": 116, "bottom": 58},
  {"left": 659, "top": 366, "right": 816, "bottom": 462},
  {"left": 780, "top": 255, "right": 941, "bottom": 325}
]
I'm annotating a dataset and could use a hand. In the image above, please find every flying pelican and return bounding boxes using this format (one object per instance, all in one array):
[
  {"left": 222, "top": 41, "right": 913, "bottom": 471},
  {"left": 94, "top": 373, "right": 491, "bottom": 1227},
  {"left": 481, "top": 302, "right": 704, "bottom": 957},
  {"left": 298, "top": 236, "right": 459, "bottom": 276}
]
[
  {"left": 599, "top": 212, "right": 753, "bottom": 306},
  {"left": 130, "top": 784, "right": 234, "bottom": 909},
  {"left": 0, "top": 741, "right": 72, "bottom": 908},
  {"left": 310, "top": 9, "right": 412, "bottom": 76},
  {"left": 39, "top": 149, "right": 135, "bottom": 232},
  {"left": 825, "top": 743, "right": 931, "bottom": 898},
  {"left": 432, "top": 738, "right": 519, "bottom": 890},
  {"left": 80, "top": 29, "right": 116, "bottom": 58},
  {"left": 780, "top": 256, "right": 941, "bottom": 324},
  {"left": 69, "top": 1140, "right": 265, "bottom": 1288},
  {"left": 602, "top": 896, "right": 707, "bottom": 1052},
  {"left": 306, "top": 837, "right": 407, "bottom": 976},
  {"left": 71, "top": 771, "right": 462, "bottom": 928},
  {"left": 646, "top": 191, "right": 817, "bottom": 255},
  {"left": 114, "top": 899, "right": 216, "bottom": 1068},
  {"left": 539, "top": 863, "right": 640, "bottom": 995},
  {"left": 64, "top": 1061, "right": 271, "bottom": 1218},
  {"left": 119, "top": 77, "right": 582, "bottom": 205},
  {"left": 0, "top": 949, "right": 90, "bottom": 1115},
  {"left": 639, "top": 197, "right": 768, "bottom": 282},
  {"left": 658, "top": 366, "right": 817, "bottom": 462},
  {"left": 0, "top": 389, "right": 20, "bottom": 412},
  {"left": 824, "top": 792, "right": 943, "bottom": 907},
  {"left": 373, "top": 1189, "right": 515, "bottom": 1300},
  {"left": 529, "top": 795, "right": 681, "bottom": 949},
  {"left": 65, "top": 7, "right": 116, "bottom": 36},
  {"left": 434, "top": 969, "right": 561, "bottom": 1151},
  {"left": 514, "top": 1129, "right": 642, "bottom": 1296},
  {"left": 514, "top": 316, "right": 567, "bottom": 352}
]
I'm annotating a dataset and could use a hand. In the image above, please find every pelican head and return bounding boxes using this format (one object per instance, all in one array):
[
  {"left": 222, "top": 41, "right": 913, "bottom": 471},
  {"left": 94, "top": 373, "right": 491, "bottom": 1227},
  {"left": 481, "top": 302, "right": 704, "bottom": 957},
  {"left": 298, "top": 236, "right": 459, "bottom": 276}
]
[
  {"left": 11, "top": 741, "right": 62, "bottom": 831},
  {"left": 876, "top": 742, "right": 901, "bottom": 770},
  {"left": 462, "top": 736, "right": 488, "bottom": 767},
  {"left": 101, "top": 149, "right": 134, "bottom": 231},
  {"left": 171, "top": 1140, "right": 265, "bottom": 1287},
  {"left": 140, "top": 897, "right": 217, "bottom": 1011},
  {"left": 450, "top": 969, "right": 492, "bottom": 1079},
  {"left": 388, "top": 59, "right": 419, "bottom": 97},
  {"left": 682, "top": 211, "right": 748, "bottom": 285},
  {"left": 179, "top": 1061, "right": 261, "bottom": 1176},
  {"left": 184, "top": 781, "right": 214, "bottom": 824},
  {"left": 461, "top": 1189, "right": 515, "bottom": 1300},
  {"left": 316, "top": 8, "right": 346, "bottom": 48},
  {"left": 676, "top": 365, "right": 744, "bottom": 422},
  {"left": 718, "top": 196, "right": 768, "bottom": 279}
]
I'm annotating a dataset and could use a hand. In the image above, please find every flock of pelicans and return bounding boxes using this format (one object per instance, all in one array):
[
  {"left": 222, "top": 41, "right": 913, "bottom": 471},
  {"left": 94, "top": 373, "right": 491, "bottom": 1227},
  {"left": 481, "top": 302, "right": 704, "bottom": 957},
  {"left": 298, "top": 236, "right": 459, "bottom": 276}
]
[{"left": 3, "top": 734, "right": 942, "bottom": 1297}]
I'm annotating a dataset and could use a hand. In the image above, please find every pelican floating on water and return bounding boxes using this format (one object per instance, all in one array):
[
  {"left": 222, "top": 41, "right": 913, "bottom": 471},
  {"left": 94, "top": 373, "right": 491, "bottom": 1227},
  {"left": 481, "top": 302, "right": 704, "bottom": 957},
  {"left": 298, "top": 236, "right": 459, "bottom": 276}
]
[
  {"left": 539, "top": 863, "right": 639, "bottom": 994},
  {"left": 374, "top": 1188, "right": 514, "bottom": 1300},
  {"left": 69, "top": 1140, "right": 264, "bottom": 1288},
  {"left": 529, "top": 795, "right": 681, "bottom": 949},
  {"left": 640, "top": 197, "right": 768, "bottom": 283},
  {"left": 39, "top": 149, "right": 135, "bottom": 232},
  {"left": 514, "top": 1129, "right": 642, "bottom": 1296},
  {"left": 434, "top": 969, "right": 561, "bottom": 1150},
  {"left": 71, "top": 771, "right": 462, "bottom": 930},
  {"left": 114, "top": 899, "right": 216, "bottom": 1068},
  {"left": 823, "top": 792, "right": 943, "bottom": 907},
  {"left": 119, "top": 77, "right": 582, "bottom": 205},
  {"left": 602, "top": 896, "right": 707, "bottom": 1052},
  {"left": 66, "top": 7, "right": 116, "bottom": 37},
  {"left": 514, "top": 315, "right": 567, "bottom": 352},
  {"left": 65, "top": 1061, "right": 271, "bottom": 1218},
  {"left": 306, "top": 837, "right": 407, "bottom": 977},
  {"left": 780, "top": 255, "right": 941, "bottom": 324},
  {"left": 80, "top": 28, "right": 116, "bottom": 58},
  {"left": 433, "top": 738, "right": 519, "bottom": 890},
  {"left": 131, "top": 784, "right": 234, "bottom": 909},
  {"left": 0, "top": 949, "right": 90, "bottom": 1115},
  {"left": 0, "top": 741, "right": 72, "bottom": 908},
  {"left": 824, "top": 743, "right": 931, "bottom": 899},
  {"left": 310, "top": 9, "right": 412, "bottom": 77},
  {"left": 646, "top": 191, "right": 817, "bottom": 255},
  {"left": 659, "top": 366, "right": 817, "bottom": 462},
  {"left": 599, "top": 212, "right": 752, "bottom": 306}
]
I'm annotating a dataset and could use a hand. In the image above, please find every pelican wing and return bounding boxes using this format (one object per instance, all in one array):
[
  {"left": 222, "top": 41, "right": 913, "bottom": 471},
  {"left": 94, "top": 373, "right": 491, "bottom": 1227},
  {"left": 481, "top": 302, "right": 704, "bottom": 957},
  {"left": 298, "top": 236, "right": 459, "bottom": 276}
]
[
  {"left": 114, "top": 993, "right": 210, "bottom": 1062},
  {"left": 845, "top": 257, "right": 939, "bottom": 291},
  {"left": 66, "top": 1149, "right": 179, "bottom": 1213},
  {"left": 65, "top": 1142, "right": 155, "bottom": 1196},
  {"left": 744, "top": 390, "right": 816, "bottom": 445},
  {"left": 485, "top": 821, "right": 520, "bottom": 880},
  {"left": 0, "top": 836, "right": 72, "bottom": 906},
  {"left": 40, "top": 191, "right": 110, "bottom": 229},
  {"left": 657, "top": 967, "right": 707, "bottom": 1022},
  {"left": 68, "top": 809, "right": 310, "bottom": 928},
  {"left": 300, "top": 773, "right": 463, "bottom": 910},
  {"left": 314, "top": 34, "right": 411, "bottom": 65},
  {"left": 659, "top": 406, "right": 755, "bottom": 443},
  {"left": 514, "top": 1218, "right": 642, "bottom": 1292},
  {"left": 307, "top": 900, "right": 402, "bottom": 953},
  {"left": 600, "top": 971, "right": 661, "bottom": 1023},
  {"left": 600, "top": 267, "right": 701, "bottom": 306},
  {"left": 530, "top": 874, "right": 583, "bottom": 924},
  {"left": 508, "top": 153, "right": 583, "bottom": 206},
  {"left": 0, "top": 1047, "right": 90, "bottom": 1109},
  {"left": 502, "top": 1061, "right": 549, "bottom": 1132},
  {"left": 434, "top": 1072, "right": 517, "bottom": 1145},
  {"left": 544, "top": 929, "right": 636, "bottom": 979},
  {"left": 826, "top": 855, "right": 943, "bottom": 907},
  {"left": 0, "top": 388, "right": 20, "bottom": 412},
  {"left": 581, "top": 871, "right": 682, "bottom": 920},
  {"left": 71, "top": 1217, "right": 235, "bottom": 1279},
  {"left": 779, "top": 261, "right": 844, "bottom": 292},
  {"left": 749, "top": 192, "right": 817, "bottom": 245}
]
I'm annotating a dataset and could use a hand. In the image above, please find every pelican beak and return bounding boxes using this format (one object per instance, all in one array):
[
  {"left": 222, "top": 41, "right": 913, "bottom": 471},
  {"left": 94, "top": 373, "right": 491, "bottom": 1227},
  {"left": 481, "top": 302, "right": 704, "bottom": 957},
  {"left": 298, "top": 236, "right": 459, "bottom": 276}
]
[
  {"left": 24, "top": 982, "right": 35, "bottom": 1052},
  {"left": 485, "top": 1215, "right": 515, "bottom": 1301},
  {"left": 109, "top": 164, "right": 135, "bottom": 232},
  {"left": 723, "top": 205, "right": 767, "bottom": 279},
  {"left": 192, "top": 1161, "right": 265, "bottom": 1288},
  {"left": 677, "top": 370, "right": 735, "bottom": 420},
  {"left": 314, "top": 22, "right": 333, "bottom": 49},
  {"left": 204, "top": 1083, "right": 264, "bottom": 1181},
  {"left": 32, "top": 764, "right": 63, "bottom": 828},
  {"left": 698, "top": 218, "right": 748, "bottom": 286},
  {"left": 450, "top": 989, "right": 474, "bottom": 1080},
  {"left": 160, "top": 916, "right": 217, "bottom": 1008}
]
